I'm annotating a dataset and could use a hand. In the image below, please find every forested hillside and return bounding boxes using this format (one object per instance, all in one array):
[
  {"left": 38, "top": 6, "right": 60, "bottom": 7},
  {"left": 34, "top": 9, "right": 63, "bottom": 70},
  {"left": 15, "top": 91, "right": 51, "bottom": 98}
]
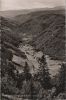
[{"left": 17, "top": 9, "right": 65, "bottom": 60}]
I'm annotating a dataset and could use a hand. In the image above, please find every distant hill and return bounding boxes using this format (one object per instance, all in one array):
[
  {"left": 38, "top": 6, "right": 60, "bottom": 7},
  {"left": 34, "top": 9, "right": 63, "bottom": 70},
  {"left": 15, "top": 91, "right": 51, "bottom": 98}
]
[
  {"left": 0, "top": 6, "right": 65, "bottom": 18},
  {"left": 0, "top": 10, "right": 31, "bottom": 18}
]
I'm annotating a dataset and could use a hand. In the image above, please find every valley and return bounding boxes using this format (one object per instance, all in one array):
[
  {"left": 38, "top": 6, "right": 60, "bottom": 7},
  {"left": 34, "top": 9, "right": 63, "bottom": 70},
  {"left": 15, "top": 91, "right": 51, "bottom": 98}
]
[
  {"left": 13, "top": 43, "right": 62, "bottom": 77},
  {"left": 1, "top": 7, "right": 66, "bottom": 100}
]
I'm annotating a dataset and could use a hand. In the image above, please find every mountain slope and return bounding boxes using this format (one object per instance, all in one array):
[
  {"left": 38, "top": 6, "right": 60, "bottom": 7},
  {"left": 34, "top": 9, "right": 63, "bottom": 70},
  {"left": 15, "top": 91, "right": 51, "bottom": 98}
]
[
  {"left": 17, "top": 9, "right": 65, "bottom": 60},
  {"left": 1, "top": 17, "right": 22, "bottom": 46}
]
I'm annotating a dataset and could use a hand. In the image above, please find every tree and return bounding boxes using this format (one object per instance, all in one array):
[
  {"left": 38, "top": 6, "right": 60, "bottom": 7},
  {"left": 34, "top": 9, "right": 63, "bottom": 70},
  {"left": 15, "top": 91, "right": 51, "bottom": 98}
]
[
  {"left": 58, "top": 62, "right": 66, "bottom": 93},
  {"left": 38, "top": 55, "right": 51, "bottom": 89},
  {"left": 23, "top": 62, "right": 32, "bottom": 81}
]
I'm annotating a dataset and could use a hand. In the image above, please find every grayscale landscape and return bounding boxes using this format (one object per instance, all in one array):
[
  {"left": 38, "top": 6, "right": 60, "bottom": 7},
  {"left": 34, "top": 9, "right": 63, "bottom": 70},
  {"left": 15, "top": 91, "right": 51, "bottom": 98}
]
[{"left": 1, "top": 5, "right": 66, "bottom": 100}]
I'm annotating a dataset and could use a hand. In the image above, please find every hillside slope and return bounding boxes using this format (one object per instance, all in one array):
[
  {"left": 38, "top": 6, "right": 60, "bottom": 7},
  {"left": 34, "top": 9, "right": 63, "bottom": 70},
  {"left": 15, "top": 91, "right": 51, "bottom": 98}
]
[
  {"left": 1, "top": 17, "right": 22, "bottom": 46},
  {"left": 17, "top": 9, "right": 65, "bottom": 60}
]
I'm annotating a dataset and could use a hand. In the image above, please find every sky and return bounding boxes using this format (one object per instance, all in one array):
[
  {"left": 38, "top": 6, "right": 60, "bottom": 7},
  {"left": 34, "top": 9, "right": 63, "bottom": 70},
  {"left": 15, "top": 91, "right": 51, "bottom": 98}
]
[{"left": 1, "top": 0, "right": 65, "bottom": 11}]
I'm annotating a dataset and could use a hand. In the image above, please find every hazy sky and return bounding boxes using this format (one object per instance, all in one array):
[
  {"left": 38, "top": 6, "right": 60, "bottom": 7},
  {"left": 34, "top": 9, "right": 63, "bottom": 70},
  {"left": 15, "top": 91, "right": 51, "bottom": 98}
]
[{"left": 1, "top": 0, "right": 65, "bottom": 11}]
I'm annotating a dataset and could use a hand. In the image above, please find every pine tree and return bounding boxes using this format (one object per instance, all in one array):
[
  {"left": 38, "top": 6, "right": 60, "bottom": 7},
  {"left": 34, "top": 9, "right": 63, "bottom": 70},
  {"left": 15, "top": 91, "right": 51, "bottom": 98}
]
[
  {"left": 38, "top": 55, "right": 51, "bottom": 89},
  {"left": 24, "top": 62, "right": 32, "bottom": 81},
  {"left": 58, "top": 62, "right": 66, "bottom": 92},
  {"left": 23, "top": 62, "right": 36, "bottom": 99}
]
